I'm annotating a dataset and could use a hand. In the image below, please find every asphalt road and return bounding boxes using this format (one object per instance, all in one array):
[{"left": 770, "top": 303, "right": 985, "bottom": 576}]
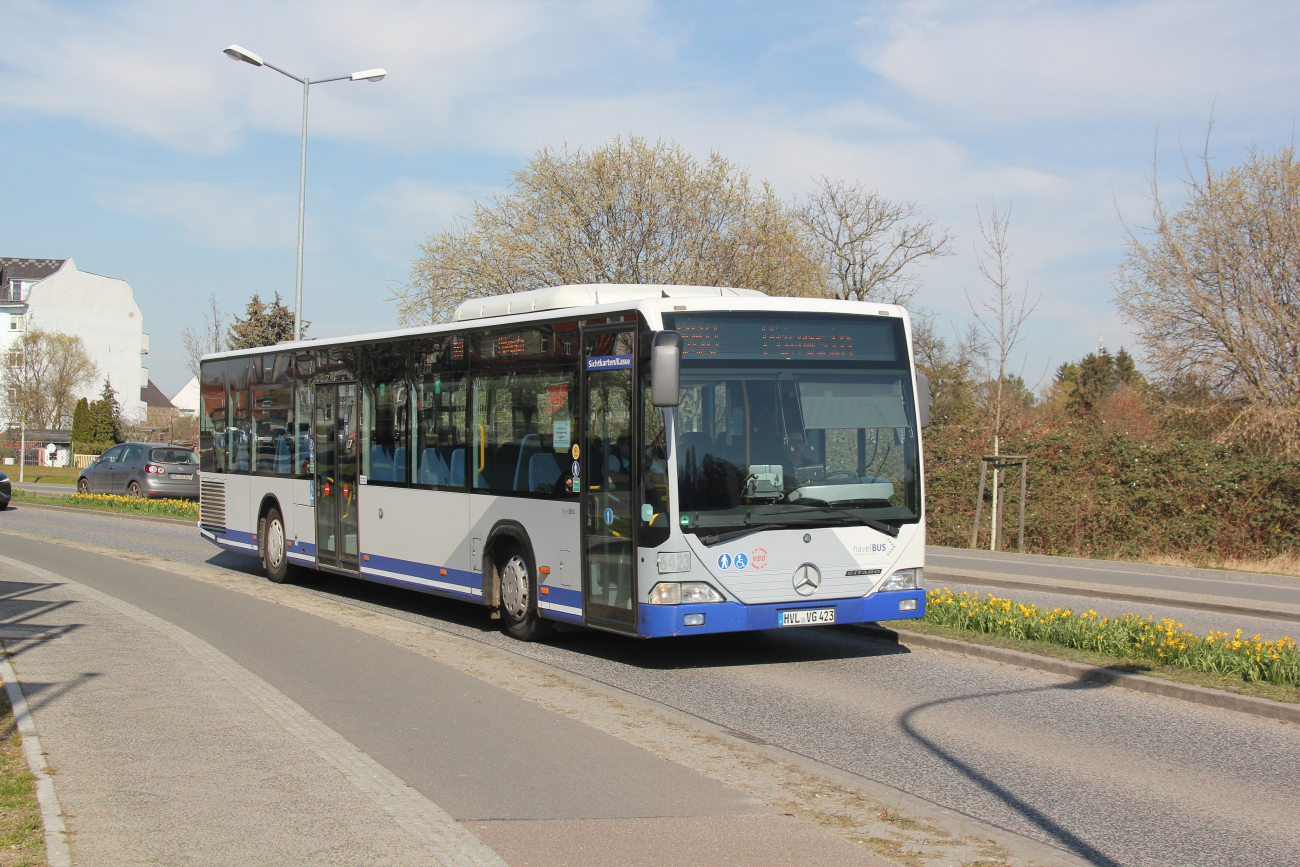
[
  {"left": 3, "top": 503, "right": 1299, "bottom": 867},
  {"left": 9, "top": 481, "right": 75, "bottom": 496},
  {"left": 928, "top": 546, "right": 1300, "bottom": 622}
]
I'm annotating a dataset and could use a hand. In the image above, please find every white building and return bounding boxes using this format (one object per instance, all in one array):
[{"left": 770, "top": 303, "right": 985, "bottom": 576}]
[
  {"left": 1, "top": 257, "right": 148, "bottom": 421},
  {"left": 170, "top": 375, "right": 199, "bottom": 417}
]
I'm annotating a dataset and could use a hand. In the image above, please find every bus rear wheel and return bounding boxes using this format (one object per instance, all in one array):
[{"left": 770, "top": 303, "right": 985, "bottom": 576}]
[
  {"left": 260, "top": 507, "right": 292, "bottom": 584},
  {"left": 498, "top": 541, "right": 551, "bottom": 642}
]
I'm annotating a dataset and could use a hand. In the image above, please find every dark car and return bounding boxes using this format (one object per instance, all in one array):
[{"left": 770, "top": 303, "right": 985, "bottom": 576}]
[
  {"left": 77, "top": 443, "right": 199, "bottom": 500},
  {"left": 0, "top": 469, "right": 9, "bottom": 509}
]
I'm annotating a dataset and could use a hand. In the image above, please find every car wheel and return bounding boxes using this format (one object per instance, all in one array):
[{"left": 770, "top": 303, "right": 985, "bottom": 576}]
[
  {"left": 126, "top": 481, "right": 143, "bottom": 498},
  {"left": 260, "top": 507, "right": 292, "bottom": 584},
  {"left": 498, "top": 539, "right": 552, "bottom": 642},
  {"left": 77, "top": 477, "right": 90, "bottom": 494}
]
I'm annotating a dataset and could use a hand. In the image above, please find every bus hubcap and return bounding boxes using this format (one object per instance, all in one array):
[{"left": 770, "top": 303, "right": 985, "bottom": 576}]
[
  {"left": 501, "top": 555, "right": 529, "bottom": 619},
  {"left": 267, "top": 520, "right": 284, "bottom": 569}
]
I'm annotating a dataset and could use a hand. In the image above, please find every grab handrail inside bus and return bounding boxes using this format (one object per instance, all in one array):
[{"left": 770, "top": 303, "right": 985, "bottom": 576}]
[{"left": 476, "top": 424, "right": 486, "bottom": 473}]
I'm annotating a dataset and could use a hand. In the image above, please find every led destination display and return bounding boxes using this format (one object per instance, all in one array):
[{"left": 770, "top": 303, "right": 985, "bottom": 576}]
[{"left": 667, "top": 313, "right": 903, "bottom": 362}]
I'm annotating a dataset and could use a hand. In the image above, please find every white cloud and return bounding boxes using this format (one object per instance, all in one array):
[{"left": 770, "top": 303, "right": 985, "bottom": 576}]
[
  {"left": 354, "top": 178, "right": 497, "bottom": 264},
  {"left": 94, "top": 180, "right": 296, "bottom": 249},
  {"left": 861, "top": 0, "right": 1300, "bottom": 124},
  {"left": 0, "top": 0, "right": 665, "bottom": 154}
]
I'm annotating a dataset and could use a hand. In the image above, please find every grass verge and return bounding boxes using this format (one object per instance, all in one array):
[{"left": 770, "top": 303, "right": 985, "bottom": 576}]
[
  {"left": 8, "top": 488, "right": 197, "bottom": 521},
  {"left": 0, "top": 677, "right": 46, "bottom": 866},
  {"left": 1, "top": 466, "right": 76, "bottom": 486}
]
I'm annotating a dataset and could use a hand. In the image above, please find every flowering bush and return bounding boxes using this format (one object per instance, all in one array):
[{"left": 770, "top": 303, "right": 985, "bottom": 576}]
[
  {"left": 64, "top": 492, "right": 198, "bottom": 520},
  {"left": 924, "top": 587, "right": 1300, "bottom": 687}
]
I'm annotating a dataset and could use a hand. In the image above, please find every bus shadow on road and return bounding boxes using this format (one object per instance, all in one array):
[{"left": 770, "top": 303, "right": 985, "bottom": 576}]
[
  {"left": 201, "top": 551, "right": 914, "bottom": 670},
  {"left": 545, "top": 624, "right": 914, "bottom": 671}
]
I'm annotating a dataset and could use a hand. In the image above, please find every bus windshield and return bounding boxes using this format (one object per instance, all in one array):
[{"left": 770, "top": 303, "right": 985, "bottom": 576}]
[{"left": 666, "top": 312, "right": 920, "bottom": 534}]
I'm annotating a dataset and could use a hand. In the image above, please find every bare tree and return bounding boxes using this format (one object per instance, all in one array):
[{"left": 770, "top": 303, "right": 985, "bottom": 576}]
[
  {"left": 797, "top": 176, "right": 953, "bottom": 306},
  {"left": 966, "top": 200, "right": 1039, "bottom": 550},
  {"left": 2, "top": 325, "right": 98, "bottom": 429},
  {"left": 912, "top": 311, "right": 985, "bottom": 426},
  {"left": 392, "top": 136, "right": 826, "bottom": 324},
  {"left": 1115, "top": 133, "right": 1300, "bottom": 455},
  {"left": 181, "top": 293, "right": 227, "bottom": 377},
  {"left": 967, "top": 199, "right": 1040, "bottom": 455}
]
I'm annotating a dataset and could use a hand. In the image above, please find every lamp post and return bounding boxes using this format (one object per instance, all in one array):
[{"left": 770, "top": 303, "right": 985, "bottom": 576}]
[{"left": 223, "top": 45, "right": 387, "bottom": 342}]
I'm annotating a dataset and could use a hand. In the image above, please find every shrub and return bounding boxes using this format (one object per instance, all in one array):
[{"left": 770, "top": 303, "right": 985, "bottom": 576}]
[{"left": 924, "top": 423, "right": 1300, "bottom": 560}]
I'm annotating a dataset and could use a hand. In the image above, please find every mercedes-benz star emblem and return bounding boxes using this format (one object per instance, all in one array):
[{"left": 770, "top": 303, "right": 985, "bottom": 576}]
[{"left": 792, "top": 563, "right": 822, "bottom": 596}]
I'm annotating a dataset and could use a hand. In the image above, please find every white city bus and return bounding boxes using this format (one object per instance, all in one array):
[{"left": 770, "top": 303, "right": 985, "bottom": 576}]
[{"left": 197, "top": 284, "right": 929, "bottom": 640}]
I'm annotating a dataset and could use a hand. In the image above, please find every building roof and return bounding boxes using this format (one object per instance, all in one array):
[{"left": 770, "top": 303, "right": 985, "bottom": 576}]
[
  {"left": 141, "top": 380, "right": 175, "bottom": 409},
  {"left": 0, "top": 258, "right": 65, "bottom": 284}
]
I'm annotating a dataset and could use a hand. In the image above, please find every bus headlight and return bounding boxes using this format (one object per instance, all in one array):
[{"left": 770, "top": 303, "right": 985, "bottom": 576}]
[
  {"left": 647, "top": 581, "right": 724, "bottom": 604},
  {"left": 656, "top": 551, "right": 692, "bottom": 573},
  {"left": 880, "top": 568, "right": 922, "bottom": 591}
]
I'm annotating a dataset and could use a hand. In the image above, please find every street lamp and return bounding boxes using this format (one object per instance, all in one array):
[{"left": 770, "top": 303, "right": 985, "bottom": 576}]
[{"left": 223, "top": 45, "right": 387, "bottom": 342}]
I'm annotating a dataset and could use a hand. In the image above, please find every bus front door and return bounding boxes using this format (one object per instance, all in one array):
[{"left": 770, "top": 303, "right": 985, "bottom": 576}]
[
  {"left": 314, "top": 382, "right": 360, "bottom": 573},
  {"left": 580, "top": 327, "right": 638, "bottom": 633}
]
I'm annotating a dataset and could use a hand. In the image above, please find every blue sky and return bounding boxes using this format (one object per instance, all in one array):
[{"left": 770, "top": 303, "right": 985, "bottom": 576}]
[{"left": 3, "top": 0, "right": 1299, "bottom": 398}]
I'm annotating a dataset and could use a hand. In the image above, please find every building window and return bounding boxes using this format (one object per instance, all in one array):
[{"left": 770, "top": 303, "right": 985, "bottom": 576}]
[
  {"left": 3, "top": 280, "right": 30, "bottom": 303},
  {"left": 10, "top": 315, "right": 23, "bottom": 332}
]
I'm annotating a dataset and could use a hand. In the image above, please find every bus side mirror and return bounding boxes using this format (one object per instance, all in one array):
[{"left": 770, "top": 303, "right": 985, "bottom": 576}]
[
  {"left": 650, "top": 331, "right": 682, "bottom": 407},
  {"left": 916, "top": 371, "right": 931, "bottom": 429}
]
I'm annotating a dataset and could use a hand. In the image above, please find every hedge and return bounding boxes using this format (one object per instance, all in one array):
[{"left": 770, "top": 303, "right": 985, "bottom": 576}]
[{"left": 924, "top": 423, "right": 1300, "bottom": 560}]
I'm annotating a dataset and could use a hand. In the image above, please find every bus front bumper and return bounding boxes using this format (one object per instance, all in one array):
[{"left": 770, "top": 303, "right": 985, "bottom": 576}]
[{"left": 638, "top": 589, "right": 926, "bottom": 638}]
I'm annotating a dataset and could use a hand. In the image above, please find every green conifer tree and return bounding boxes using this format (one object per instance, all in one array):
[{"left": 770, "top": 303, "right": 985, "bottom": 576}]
[
  {"left": 71, "top": 397, "right": 90, "bottom": 451},
  {"left": 227, "top": 292, "right": 306, "bottom": 349}
]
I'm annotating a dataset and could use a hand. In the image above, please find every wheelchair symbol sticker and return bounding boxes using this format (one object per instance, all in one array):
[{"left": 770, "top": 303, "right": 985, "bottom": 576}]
[{"left": 734, "top": 552, "right": 748, "bottom": 569}]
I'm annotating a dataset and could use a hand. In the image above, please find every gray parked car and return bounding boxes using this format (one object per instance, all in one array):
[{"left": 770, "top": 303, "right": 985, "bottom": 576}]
[{"left": 77, "top": 443, "right": 200, "bottom": 500}]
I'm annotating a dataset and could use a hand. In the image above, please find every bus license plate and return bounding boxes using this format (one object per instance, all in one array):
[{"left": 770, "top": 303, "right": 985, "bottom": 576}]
[{"left": 777, "top": 608, "right": 835, "bottom": 627}]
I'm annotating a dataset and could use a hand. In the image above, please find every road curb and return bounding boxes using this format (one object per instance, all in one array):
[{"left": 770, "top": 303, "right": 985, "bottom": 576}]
[
  {"left": 0, "top": 654, "right": 72, "bottom": 867},
  {"left": 861, "top": 625, "right": 1300, "bottom": 726}
]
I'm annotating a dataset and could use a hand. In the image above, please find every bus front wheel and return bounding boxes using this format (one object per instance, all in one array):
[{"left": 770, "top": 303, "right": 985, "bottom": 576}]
[
  {"left": 260, "top": 507, "right": 292, "bottom": 584},
  {"left": 498, "top": 541, "right": 552, "bottom": 642}
]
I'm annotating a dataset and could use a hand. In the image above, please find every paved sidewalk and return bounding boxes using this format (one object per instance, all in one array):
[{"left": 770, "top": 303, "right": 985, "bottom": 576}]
[
  {"left": 0, "top": 557, "right": 503, "bottom": 866},
  {"left": 0, "top": 549, "right": 896, "bottom": 867}
]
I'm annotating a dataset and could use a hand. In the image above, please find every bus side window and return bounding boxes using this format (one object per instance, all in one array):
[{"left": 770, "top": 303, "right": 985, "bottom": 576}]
[
  {"left": 200, "top": 359, "right": 228, "bottom": 474},
  {"left": 228, "top": 357, "right": 251, "bottom": 473},
  {"left": 413, "top": 336, "right": 468, "bottom": 490},
  {"left": 640, "top": 384, "right": 670, "bottom": 547}
]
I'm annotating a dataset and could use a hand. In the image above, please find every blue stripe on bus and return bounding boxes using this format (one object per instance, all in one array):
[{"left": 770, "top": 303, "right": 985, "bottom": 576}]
[
  {"left": 203, "top": 531, "right": 588, "bottom": 623},
  {"left": 360, "top": 552, "right": 479, "bottom": 599},
  {"left": 637, "top": 589, "right": 927, "bottom": 637},
  {"left": 539, "top": 585, "right": 583, "bottom": 623}
]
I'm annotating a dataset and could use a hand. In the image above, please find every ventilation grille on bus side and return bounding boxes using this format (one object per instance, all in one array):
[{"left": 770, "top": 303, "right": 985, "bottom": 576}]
[{"left": 200, "top": 479, "right": 226, "bottom": 530}]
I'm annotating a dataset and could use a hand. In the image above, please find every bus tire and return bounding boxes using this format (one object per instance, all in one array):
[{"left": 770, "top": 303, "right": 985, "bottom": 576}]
[
  {"left": 260, "top": 507, "right": 292, "bottom": 584},
  {"left": 498, "top": 540, "right": 552, "bottom": 642}
]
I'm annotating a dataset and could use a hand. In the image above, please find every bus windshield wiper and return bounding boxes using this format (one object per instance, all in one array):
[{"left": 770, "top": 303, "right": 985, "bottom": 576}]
[
  {"left": 762, "top": 507, "right": 900, "bottom": 538},
  {"left": 700, "top": 523, "right": 788, "bottom": 546},
  {"left": 699, "top": 510, "right": 898, "bottom": 546}
]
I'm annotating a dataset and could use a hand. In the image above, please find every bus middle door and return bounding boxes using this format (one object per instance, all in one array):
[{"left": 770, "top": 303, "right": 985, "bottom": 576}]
[
  {"left": 580, "top": 326, "right": 638, "bottom": 634},
  {"left": 313, "top": 382, "right": 361, "bottom": 574}
]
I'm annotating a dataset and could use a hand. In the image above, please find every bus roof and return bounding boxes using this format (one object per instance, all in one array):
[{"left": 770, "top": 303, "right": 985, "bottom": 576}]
[
  {"left": 199, "top": 284, "right": 911, "bottom": 362},
  {"left": 452, "top": 283, "right": 765, "bottom": 321}
]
